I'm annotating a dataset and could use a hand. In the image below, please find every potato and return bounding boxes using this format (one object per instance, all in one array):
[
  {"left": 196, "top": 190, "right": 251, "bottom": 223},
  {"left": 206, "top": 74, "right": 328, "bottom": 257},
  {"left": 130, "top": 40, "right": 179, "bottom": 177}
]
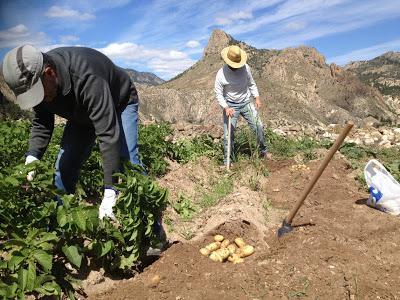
[
  {"left": 221, "top": 239, "right": 230, "bottom": 248},
  {"left": 205, "top": 241, "right": 221, "bottom": 251},
  {"left": 199, "top": 248, "right": 210, "bottom": 256},
  {"left": 234, "top": 238, "right": 246, "bottom": 248},
  {"left": 214, "top": 234, "right": 224, "bottom": 242},
  {"left": 238, "top": 245, "right": 254, "bottom": 258},
  {"left": 227, "top": 244, "right": 237, "bottom": 254},
  {"left": 232, "top": 257, "right": 244, "bottom": 264},
  {"left": 209, "top": 251, "right": 222, "bottom": 262},
  {"left": 217, "top": 248, "right": 230, "bottom": 260},
  {"left": 235, "top": 248, "right": 243, "bottom": 256},
  {"left": 209, "top": 248, "right": 230, "bottom": 262},
  {"left": 228, "top": 253, "right": 244, "bottom": 264},
  {"left": 228, "top": 253, "right": 241, "bottom": 262}
]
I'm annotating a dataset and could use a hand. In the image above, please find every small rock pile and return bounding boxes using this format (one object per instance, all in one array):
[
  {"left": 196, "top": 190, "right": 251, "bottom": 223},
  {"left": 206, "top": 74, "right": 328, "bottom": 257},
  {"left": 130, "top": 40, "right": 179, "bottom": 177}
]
[{"left": 169, "top": 119, "right": 400, "bottom": 149}]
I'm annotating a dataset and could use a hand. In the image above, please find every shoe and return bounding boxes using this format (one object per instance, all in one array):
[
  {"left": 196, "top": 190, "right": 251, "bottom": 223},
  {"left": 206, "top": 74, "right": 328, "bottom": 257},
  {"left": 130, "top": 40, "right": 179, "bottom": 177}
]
[
  {"left": 145, "top": 219, "right": 169, "bottom": 256},
  {"left": 261, "top": 152, "right": 273, "bottom": 160},
  {"left": 219, "top": 162, "right": 234, "bottom": 171}
]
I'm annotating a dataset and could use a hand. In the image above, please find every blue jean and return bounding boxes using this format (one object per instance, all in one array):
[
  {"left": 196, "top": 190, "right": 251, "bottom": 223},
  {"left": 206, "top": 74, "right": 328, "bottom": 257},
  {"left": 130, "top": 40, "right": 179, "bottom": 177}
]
[
  {"left": 54, "top": 102, "right": 142, "bottom": 194},
  {"left": 223, "top": 101, "right": 267, "bottom": 165},
  {"left": 119, "top": 102, "right": 142, "bottom": 166}
]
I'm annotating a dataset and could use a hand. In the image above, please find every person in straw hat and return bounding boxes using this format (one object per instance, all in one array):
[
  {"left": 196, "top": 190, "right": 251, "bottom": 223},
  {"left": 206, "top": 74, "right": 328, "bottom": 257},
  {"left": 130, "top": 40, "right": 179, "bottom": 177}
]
[
  {"left": 2, "top": 45, "right": 167, "bottom": 252},
  {"left": 215, "top": 45, "right": 270, "bottom": 167}
]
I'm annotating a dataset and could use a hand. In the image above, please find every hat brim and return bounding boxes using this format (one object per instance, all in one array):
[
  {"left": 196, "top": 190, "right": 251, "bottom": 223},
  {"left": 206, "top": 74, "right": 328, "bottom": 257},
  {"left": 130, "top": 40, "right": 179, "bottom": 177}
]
[
  {"left": 16, "top": 77, "right": 44, "bottom": 110},
  {"left": 221, "top": 46, "right": 247, "bottom": 69}
]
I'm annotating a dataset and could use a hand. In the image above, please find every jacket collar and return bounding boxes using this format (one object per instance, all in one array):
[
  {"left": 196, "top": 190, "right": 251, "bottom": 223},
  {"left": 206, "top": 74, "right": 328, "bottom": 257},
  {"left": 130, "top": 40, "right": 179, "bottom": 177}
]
[{"left": 48, "top": 52, "right": 71, "bottom": 96}]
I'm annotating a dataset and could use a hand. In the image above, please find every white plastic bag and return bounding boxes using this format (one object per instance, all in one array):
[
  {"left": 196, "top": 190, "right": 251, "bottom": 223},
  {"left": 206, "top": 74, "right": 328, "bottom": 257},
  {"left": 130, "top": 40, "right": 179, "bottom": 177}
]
[{"left": 364, "top": 159, "right": 400, "bottom": 215}]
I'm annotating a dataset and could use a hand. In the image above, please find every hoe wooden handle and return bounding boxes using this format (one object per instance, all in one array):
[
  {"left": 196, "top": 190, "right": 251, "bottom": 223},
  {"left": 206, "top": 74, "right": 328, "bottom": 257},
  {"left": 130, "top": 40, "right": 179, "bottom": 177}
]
[
  {"left": 285, "top": 121, "right": 354, "bottom": 224},
  {"left": 227, "top": 116, "right": 232, "bottom": 171}
]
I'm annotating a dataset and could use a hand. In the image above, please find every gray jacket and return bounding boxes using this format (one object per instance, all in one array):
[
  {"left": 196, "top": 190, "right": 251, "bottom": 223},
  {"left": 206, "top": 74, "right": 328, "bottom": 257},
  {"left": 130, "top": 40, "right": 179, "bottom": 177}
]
[{"left": 26, "top": 47, "right": 138, "bottom": 186}]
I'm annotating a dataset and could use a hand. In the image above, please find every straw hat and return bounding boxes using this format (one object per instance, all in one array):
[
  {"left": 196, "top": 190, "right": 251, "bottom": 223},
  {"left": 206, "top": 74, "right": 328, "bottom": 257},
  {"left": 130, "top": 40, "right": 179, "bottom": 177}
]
[{"left": 221, "top": 45, "right": 247, "bottom": 69}]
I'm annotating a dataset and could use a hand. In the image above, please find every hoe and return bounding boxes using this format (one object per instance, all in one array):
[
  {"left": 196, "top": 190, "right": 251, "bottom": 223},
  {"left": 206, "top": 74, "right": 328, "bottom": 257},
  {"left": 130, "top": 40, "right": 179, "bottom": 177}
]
[
  {"left": 277, "top": 122, "right": 354, "bottom": 237},
  {"left": 227, "top": 116, "right": 232, "bottom": 171}
]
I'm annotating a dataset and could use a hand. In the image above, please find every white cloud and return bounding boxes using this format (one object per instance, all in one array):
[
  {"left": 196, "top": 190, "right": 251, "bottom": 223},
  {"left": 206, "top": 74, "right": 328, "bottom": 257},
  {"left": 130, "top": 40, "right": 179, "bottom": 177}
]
[
  {"left": 284, "top": 21, "right": 306, "bottom": 32},
  {"left": 148, "top": 57, "right": 194, "bottom": 79},
  {"left": 63, "top": 0, "right": 131, "bottom": 11},
  {"left": 226, "top": 0, "right": 347, "bottom": 35},
  {"left": 97, "top": 42, "right": 195, "bottom": 79},
  {"left": 230, "top": 0, "right": 400, "bottom": 50},
  {"left": 118, "top": 1, "right": 281, "bottom": 50},
  {"left": 186, "top": 40, "right": 200, "bottom": 48},
  {"left": 45, "top": 6, "right": 95, "bottom": 21},
  {"left": 0, "top": 24, "right": 48, "bottom": 49},
  {"left": 215, "top": 18, "right": 230, "bottom": 26},
  {"left": 215, "top": 11, "right": 253, "bottom": 25},
  {"left": 231, "top": 11, "right": 254, "bottom": 20},
  {"left": 59, "top": 35, "right": 80, "bottom": 43},
  {"left": 0, "top": 24, "right": 28, "bottom": 41},
  {"left": 327, "top": 39, "right": 400, "bottom": 65}
]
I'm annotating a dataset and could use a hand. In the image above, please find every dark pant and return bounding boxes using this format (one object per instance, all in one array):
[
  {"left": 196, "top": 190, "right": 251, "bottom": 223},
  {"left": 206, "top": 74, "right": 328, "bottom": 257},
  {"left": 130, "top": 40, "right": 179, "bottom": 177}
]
[
  {"left": 54, "top": 102, "right": 142, "bottom": 194},
  {"left": 223, "top": 101, "right": 267, "bottom": 165}
]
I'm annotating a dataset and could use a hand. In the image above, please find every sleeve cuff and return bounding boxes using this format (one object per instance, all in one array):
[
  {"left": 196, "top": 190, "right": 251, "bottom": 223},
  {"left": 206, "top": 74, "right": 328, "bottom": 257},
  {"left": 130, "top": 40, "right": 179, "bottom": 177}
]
[
  {"left": 26, "top": 150, "right": 43, "bottom": 160},
  {"left": 104, "top": 185, "right": 119, "bottom": 194}
]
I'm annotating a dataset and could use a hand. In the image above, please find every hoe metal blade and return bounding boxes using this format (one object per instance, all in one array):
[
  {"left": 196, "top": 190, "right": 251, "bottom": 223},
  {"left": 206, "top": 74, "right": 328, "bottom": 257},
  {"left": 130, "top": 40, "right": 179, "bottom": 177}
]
[{"left": 277, "top": 220, "right": 293, "bottom": 237}]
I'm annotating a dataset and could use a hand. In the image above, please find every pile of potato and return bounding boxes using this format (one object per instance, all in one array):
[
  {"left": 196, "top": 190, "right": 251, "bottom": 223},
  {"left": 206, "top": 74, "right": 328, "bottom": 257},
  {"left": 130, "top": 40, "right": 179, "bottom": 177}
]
[{"left": 199, "top": 235, "right": 255, "bottom": 264}]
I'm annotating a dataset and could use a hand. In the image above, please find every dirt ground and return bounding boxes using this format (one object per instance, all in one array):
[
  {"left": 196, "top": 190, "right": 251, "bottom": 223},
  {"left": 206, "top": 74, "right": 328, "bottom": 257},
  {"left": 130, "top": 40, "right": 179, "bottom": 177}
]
[{"left": 85, "top": 156, "right": 400, "bottom": 300}]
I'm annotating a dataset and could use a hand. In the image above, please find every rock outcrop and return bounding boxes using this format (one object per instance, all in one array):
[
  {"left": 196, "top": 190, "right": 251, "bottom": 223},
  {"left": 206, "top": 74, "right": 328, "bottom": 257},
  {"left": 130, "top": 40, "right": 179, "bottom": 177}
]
[{"left": 345, "top": 51, "right": 400, "bottom": 121}]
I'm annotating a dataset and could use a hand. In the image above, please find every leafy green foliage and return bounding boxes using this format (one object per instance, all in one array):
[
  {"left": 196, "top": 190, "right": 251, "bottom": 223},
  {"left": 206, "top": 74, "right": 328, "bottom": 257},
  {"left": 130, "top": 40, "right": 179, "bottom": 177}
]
[
  {"left": 0, "top": 121, "right": 168, "bottom": 298},
  {"left": 172, "top": 193, "right": 197, "bottom": 221},
  {"left": 0, "top": 229, "right": 61, "bottom": 299},
  {"left": 340, "top": 142, "right": 400, "bottom": 182},
  {"left": 232, "top": 126, "right": 323, "bottom": 162},
  {"left": 0, "top": 121, "right": 30, "bottom": 172},
  {"left": 112, "top": 164, "right": 168, "bottom": 269},
  {"left": 138, "top": 123, "right": 173, "bottom": 176},
  {"left": 77, "top": 144, "right": 103, "bottom": 199},
  {"left": 265, "top": 128, "right": 322, "bottom": 159},
  {"left": 200, "top": 177, "right": 234, "bottom": 208},
  {"left": 339, "top": 143, "right": 376, "bottom": 160},
  {"left": 233, "top": 126, "right": 260, "bottom": 160},
  {"left": 170, "top": 135, "right": 222, "bottom": 163},
  {"left": 138, "top": 122, "right": 222, "bottom": 175}
]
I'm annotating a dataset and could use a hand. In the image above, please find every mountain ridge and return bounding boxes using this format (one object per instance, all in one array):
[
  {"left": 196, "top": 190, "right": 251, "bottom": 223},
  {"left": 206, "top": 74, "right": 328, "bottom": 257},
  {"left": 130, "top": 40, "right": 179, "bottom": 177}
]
[
  {"left": 125, "top": 68, "right": 165, "bottom": 86},
  {"left": 345, "top": 52, "right": 400, "bottom": 117},
  {"left": 138, "top": 29, "right": 395, "bottom": 126}
]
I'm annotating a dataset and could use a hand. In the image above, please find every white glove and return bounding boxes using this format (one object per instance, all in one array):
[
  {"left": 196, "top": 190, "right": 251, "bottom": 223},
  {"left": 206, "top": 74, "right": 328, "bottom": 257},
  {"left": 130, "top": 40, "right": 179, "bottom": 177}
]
[
  {"left": 25, "top": 155, "right": 39, "bottom": 181},
  {"left": 99, "top": 188, "right": 117, "bottom": 220}
]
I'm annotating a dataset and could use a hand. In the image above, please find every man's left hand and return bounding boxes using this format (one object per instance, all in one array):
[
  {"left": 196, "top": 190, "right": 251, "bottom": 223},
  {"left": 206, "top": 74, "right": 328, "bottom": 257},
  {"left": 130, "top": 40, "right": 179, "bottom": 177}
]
[{"left": 255, "top": 96, "right": 262, "bottom": 109}]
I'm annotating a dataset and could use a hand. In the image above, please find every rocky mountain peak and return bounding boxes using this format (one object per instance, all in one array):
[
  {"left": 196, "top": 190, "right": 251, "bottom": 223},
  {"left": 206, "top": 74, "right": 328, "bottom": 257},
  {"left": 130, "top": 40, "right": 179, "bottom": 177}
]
[
  {"left": 381, "top": 51, "right": 400, "bottom": 60},
  {"left": 203, "top": 29, "right": 233, "bottom": 57}
]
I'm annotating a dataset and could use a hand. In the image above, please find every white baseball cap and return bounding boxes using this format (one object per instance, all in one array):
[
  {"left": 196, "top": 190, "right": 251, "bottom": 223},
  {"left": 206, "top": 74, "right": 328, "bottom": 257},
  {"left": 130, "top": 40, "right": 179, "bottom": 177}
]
[{"left": 2, "top": 45, "right": 44, "bottom": 109}]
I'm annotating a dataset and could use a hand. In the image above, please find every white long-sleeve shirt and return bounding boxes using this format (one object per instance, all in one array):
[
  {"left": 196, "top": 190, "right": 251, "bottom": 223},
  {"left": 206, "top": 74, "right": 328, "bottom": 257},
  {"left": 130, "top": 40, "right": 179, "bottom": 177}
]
[{"left": 214, "top": 64, "right": 259, "bottom": 109}]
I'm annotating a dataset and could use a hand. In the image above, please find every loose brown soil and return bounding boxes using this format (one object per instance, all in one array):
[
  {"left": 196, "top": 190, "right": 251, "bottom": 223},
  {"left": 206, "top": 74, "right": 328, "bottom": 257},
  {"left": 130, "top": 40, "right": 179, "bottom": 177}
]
[{"left": 86, "top": 157, "right": 400, "bottom": 299}]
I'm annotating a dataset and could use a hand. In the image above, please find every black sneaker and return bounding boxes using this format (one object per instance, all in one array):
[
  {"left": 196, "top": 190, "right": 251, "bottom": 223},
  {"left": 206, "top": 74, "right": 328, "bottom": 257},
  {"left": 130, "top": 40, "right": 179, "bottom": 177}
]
[
  {"left": 261, "top": 152, "right": 273, "bottom": 160},
  {"left": 145, "top": 219, "right": 168, "bottom": 256}
]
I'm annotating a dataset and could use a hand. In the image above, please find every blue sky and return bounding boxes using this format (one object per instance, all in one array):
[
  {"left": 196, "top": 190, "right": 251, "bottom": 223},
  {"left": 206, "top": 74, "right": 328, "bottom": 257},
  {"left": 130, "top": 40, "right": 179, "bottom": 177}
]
[{"left": 1, "top": 0, "right": 399, "bottom": 80}]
